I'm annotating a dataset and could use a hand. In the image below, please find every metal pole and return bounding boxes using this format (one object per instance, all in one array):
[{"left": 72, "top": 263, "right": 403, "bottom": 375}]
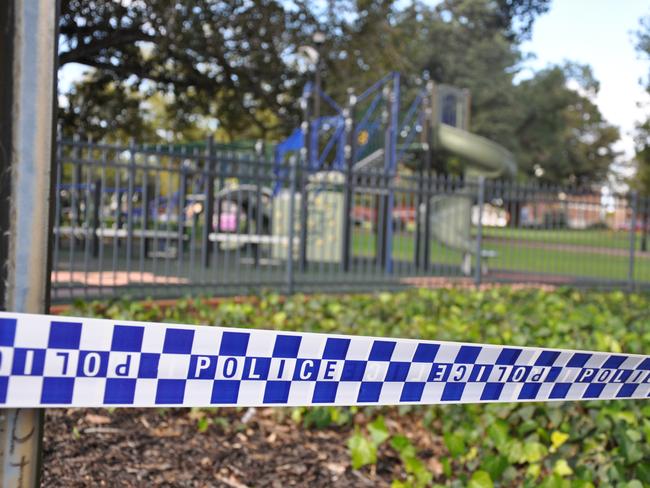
[
  {"left": 0, "top": 1, "right": 57, "bottom": 486},
  {"left": 422, "top": 82, "right": 434, "bottom": 272},
  {"left": 299, "top": 89, "right": 311, "bottom": 272},
  {"left": 91, "top": 179, "right": 102, "bottom": 258},
  {"left": 287, "top": 157, "right": 297, "bottom": 294},
  {"left": 415, "top": 151, "right": 424, "bottom": 270},
  {"left": 142, "top": 182, "right": 154, "bottom": 258},
  {"left": 628, "top": 191, "right": 638, "bottom": 290},
  {"left": 377, "top": 83, "right": 391, "bottom": 269},
  {"left": 70, "top": 136, "right": 80, "bottom": 250},
  {"left": 383, "top": 73, "right": 399, "bottom": 274},
  {"left": 475, "top": 176, "right": 485, "bottom": 288},
  {"left": 126, "top": 140, "right": 136, "bottom": 271},
  {"left": 314, "top": 51, "right": 321, "bottom": 125},
  {"left": 177, "top": 160, "right": 188, "bottom": 274},
  {"left": 254, "top": 140, "right": 264, "bottom": 267},
  {"left": 341, "top": 89, "right": 356, "bottom": 273},
  {"left": 414, "top": 85, "right": 428, "bottom": 270},
  {"left": 202, "top": 136, "right": 215, "bottom": 268}
]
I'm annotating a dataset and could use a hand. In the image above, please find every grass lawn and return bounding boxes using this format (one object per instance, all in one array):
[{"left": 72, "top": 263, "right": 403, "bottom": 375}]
[
  {"left": 352, "top": 228, "right": 650, "bottom": 282},
  {"left": 481, "top": 226, "right": 638, "bottom": 250}
]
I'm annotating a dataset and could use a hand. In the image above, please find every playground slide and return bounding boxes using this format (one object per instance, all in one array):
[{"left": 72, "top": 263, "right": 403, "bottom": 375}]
[
  {"left": 429, "top": 123, "right": 516, "bottom": 274},
  {"left": 351, "top": 124, "right": 516, "bottom": 177},
  {"left": 436, "top": 123, "right": 516, "bottom": 178}
]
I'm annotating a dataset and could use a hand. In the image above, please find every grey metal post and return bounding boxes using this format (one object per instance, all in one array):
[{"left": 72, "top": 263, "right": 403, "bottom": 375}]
[
  {"left": 299, "top": 115, "right": 310, "bottom": 272},
  {"left": 142, "top": 182, "right": 154, "bottom": 258},
  {"left": 475, "top": 176, "right": 485, "bottom": 287},
  {"left": 628, "top": 191, "right": 638, "bottom": 290},
  {"left": 126, "top": 140, "right": 136, "bottom": 271},
  {"left": 414, "top": 156, "right": 425, "bottom": 270},
  {"left": 286, "top": 157, "right": 297, "bottom": 294},
  {"left": 341, "top": 89, "right": 356, "bottom": 272},
  {"left": 91, "top": 179, "right": 102, "bottom": 258},
  {"left": 254, "top": 140, "right": 264, "bottom": 267},
  {"left": 414, "top": 88, "right": 428, "bottom": 271},
  {"left": 377, "top": 84, "right": 391, "bottom": 268},
  {"left": 202, "top": 136, "right": 215, "bottom": 268},
  {"left": 419, "top": 81, "right": 434, "bottom": 272},
  {"left": 70, "top": 135, "right": 81, "bottom": 250},
  {"left": 0, "top": 1, "right": 58, "bottom": 486},
  {"left": 177, "top": 160, "right": 188, "bottom": 273}
]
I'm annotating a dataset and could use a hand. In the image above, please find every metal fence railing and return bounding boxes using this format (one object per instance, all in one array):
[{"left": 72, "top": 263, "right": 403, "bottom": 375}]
[{"left": 50, "top": 137, "right": 650, "bottom": 302}]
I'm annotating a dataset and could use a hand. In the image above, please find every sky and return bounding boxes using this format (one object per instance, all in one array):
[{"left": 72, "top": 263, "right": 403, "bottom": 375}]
[{"left": 518, "top": 0, "right": 650, "bottom": 163}]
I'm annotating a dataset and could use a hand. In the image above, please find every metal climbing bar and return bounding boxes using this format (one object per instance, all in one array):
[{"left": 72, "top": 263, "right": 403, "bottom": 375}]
[
  {"left": 396, "top": 87, "right": 427, "bottom": 163},
  {"left": 357, "top": 72, "right": 395, "bottom": 103}
]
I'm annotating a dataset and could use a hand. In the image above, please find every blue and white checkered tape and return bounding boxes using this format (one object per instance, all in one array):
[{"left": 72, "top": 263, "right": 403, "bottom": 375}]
[{"left": 0, "top": 312, "right": 648, "bottom": 407}]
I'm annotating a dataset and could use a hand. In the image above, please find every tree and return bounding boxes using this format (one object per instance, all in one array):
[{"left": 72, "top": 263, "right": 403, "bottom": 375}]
[
  {"left": 634, "top": 14, "right": 650, "bottom": 195},
  {"left": 58, "top": 0, "right": 552, "bottom": 143},
  {"left": 58, "top": 0, "right": 318, "bottom": 141},
  {"left": 633, "top": 14, "right": 650, "bottom": 249},
  {"left": 58, "top": 0, "right": 616, "bottom": 187},
  {"left": 513, "top": 63, "right": 620, "bottom": 185}
]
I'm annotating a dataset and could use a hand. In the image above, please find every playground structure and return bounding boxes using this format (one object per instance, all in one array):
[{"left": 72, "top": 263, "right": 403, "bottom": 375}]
[
  {"left": 268, "top": 72, "right": 517, "bottom": 275},
  {"left": 52, "top": 72, "right": 518, "bottom": 279}
]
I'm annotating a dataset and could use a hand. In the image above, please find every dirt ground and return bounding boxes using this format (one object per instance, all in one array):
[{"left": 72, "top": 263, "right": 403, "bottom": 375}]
[{"left": 42, "top": 408, "right": 443, "bottom": 487}]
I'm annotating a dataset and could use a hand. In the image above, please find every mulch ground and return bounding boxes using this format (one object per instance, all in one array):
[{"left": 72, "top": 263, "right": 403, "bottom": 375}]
[{"left": 42, "top": 408, "right": 445, "bottom": 487}]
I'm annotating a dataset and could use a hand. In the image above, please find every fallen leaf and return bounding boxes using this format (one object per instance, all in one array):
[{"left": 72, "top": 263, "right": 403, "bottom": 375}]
[
  {"left": 326, "top": 462, "right": 346, "bottom": 475},
  {"left": 85, "top": 414, "right": 111, "bottom": 425},
  {"left": 427, "top": 457, "right": 443, "bottom": 476},
  {"left": 214, "top": 473, "right": 248, "bottom": 488},
  {"left": 151, "top": 427, "right": 182, "bottom": 438}
]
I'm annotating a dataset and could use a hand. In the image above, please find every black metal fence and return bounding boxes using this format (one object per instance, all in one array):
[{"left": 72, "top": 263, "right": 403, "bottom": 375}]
[{"left": 51, "top": 137, "right": 650, "bottom": 302}]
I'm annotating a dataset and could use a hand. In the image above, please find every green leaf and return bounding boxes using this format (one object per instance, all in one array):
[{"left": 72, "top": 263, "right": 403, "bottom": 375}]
[
  {"left": 621, "top": 481, "right": 643, "bottom": 488},
  {"left": 196, "top": 417, "right": 209, "bottom": 433},
  {"left": 522, "top": 442, "right": 547, "bottom": 464},
  {"left": 488, "top": 420, "right": 509, "bottom": 451},
  {"left": 617, "top": 431, "right": 643, "bottom": 465},
  {"left": 571, "top": 481, "right": 595, "bottom": 488},
  {"left": 610, "top": 410, "right": 637, "bottom": 425},
  {"left": 404, "top": 457, "right": 433, "bottom": 486},
  {"left": 538, "top": 474, "right": 571, "bottom": 488},
  {"left": 303, "top": 407, "right": 333, "bottom": 429},
  {"left": 527, "top": 463, "right": 541, "bottom": 479},
  {"left": 481, "top": 455, "right": 508, "bottom": 481},
  {"left": 553, "top": 459, "right": 573, "bottom": 477},
  {"left": 636, "top": 462, "right": 650, "bottom": 484},
  {"left": 348, "top": 429, "right": 377, "bottom": 470},
  {"left": 504, "top": 440, "right": 524, "bottom": 463},
  {"left": 391, "top": 435, "right": 416, "bottom": 458},
  {"left": 444, "top": 432, "right": 466, "bottom": 458},
  {"left": 468, "top": 470, "right": 494, "bottom": 488},
  {"left": 550, "top": 431, "right": 570, "bottom": 451},
  {"left": 368, "top": 416, "right": 390, "bottom": 446},
  {"left": 441, "top": 457, "right": 452, "bottom": 477},
  {"left": 625, "top": 429, "right": 642, "bottom": 442}
]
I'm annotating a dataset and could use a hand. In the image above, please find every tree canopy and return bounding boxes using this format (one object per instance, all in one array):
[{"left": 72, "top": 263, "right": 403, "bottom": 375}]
[
  {"left": 512, "top": 64, "right": 619, "bottom": 184},
  {"left": 633, "top": 14, "right": 650, "bottom": 195},
  {"left": 58, "top": 0, "right": 622, "bottom": 184}
]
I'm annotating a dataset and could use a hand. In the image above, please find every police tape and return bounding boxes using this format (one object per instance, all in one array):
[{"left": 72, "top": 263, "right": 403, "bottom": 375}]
[{"left": 0, "top": 312, "right": 648, "bottom": 407}]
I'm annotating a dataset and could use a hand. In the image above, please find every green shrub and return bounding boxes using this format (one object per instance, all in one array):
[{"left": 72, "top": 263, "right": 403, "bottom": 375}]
[{"left": 65, "top": 287, "right": 650, "bottom": 485}]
